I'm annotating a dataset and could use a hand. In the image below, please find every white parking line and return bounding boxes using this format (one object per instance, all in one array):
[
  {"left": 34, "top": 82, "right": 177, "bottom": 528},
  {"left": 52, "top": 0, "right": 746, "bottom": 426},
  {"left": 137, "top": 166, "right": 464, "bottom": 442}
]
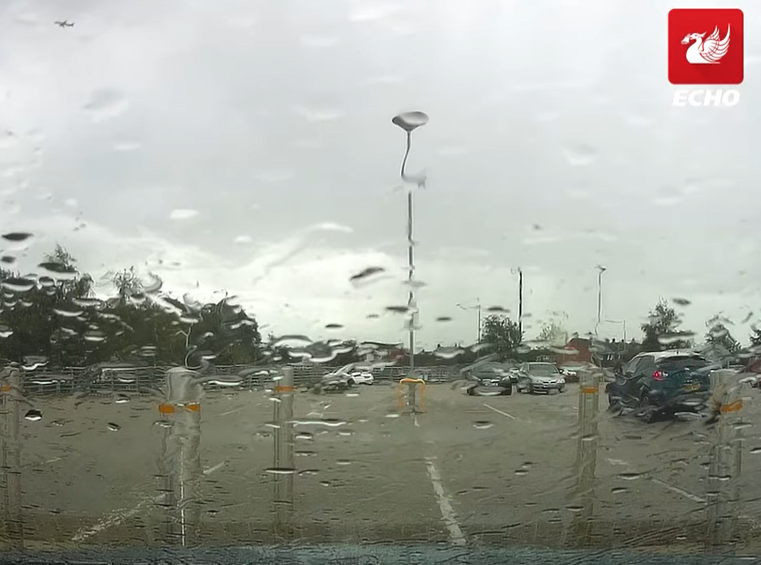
[
  {"left": 71, "top": 461, "right": 227, "bottom": 542},
  {"left": 483, "top": 403, "right": 517, "bottom": 420},
  {"left": 650, "top": 477, "right": 706, "bottom": 504},
  {"left": 424, "top": 457, "right": 466, "bottom": 546},
  {"left": 220, "top": 406, "right": 246, "bottom": 416}
]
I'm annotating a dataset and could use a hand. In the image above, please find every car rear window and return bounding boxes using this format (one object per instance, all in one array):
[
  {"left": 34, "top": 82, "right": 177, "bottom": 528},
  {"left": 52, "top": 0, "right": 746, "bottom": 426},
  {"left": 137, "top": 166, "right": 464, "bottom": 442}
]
[{"left": 657, "top": 356, "right": 708, "bottom": 372}]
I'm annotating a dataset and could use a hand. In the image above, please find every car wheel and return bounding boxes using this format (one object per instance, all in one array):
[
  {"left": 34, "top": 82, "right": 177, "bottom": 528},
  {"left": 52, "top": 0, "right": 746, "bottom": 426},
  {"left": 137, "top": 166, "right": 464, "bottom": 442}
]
[
  {"left": 527, "top": 384, "right": 534, "bottom": 394},
  {"left": 467, "top": 386, "right": 476, "bottom": 396},
  {"left": 558, "top": 385, "right": 566, "bottom": 393},
  {"left": 503, "top": 385, "right": 513, "bottom": 396},
  {"left": 637, "top": 394, "right": 659, "bottom": 423},
  {"left": 347, "top": 379, "right": 355, "bottom": 386}
]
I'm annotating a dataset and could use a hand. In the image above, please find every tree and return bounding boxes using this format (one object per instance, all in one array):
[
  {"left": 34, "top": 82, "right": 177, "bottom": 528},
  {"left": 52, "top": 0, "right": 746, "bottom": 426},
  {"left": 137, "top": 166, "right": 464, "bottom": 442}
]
[
  {"left": 641, "top": 299, "right": 693, "bottom": 352},
  {"left": 538, "top": 321, "right": 567, "bottom": 347},
  {"left": 480, "top": 314, "right": 522, "bottom": 360}
]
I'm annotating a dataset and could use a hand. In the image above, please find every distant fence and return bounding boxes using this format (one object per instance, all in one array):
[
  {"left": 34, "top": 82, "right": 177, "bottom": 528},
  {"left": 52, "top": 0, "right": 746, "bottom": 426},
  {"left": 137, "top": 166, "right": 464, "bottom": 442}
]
[{"left": 16, "top": 364, "right": 465, "bottom": 397}]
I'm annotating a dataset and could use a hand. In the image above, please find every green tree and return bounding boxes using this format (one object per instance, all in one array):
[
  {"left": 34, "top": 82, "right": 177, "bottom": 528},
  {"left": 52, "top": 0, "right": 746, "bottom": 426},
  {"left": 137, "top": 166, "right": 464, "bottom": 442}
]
[
  {"left": 480, "top": 314, "right": 523, "bottom": 360},
  {"left": 641, "top": 299, "right": 693, "bottom": 352},
  {"left": 538, "top": 321, "right": 567, "bottom": 347}
]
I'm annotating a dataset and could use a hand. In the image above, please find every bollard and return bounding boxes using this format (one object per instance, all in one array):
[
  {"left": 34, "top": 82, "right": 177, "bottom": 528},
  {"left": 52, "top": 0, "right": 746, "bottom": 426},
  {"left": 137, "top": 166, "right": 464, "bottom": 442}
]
[
  {"left": 398, "top": 378, "right": 425, "bottom": 415},
  {"left": 706, "top": 368, "right": 746, "bottom": 551},
  {"left": 0, "top": 365, "right": 23, "bottom": 550},
  {"left": 273, "top": 366, "right": 294, "bottom": 538},
  {"left": 568, "top": 366, "right": 601, "bottom": 548},
  {"left": 158, "top": 367, "right": 203, "bottom": 546}
]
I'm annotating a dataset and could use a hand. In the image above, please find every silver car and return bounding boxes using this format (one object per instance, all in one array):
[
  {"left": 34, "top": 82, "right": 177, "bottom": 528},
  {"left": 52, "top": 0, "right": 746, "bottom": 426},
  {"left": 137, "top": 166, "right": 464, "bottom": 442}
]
[{"left": 516, "top": 362, "right": 566, "bottom": 394}]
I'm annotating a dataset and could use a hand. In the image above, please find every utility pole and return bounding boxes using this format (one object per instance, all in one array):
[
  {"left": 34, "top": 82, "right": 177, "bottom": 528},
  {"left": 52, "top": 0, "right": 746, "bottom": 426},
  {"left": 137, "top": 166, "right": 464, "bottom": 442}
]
[
  {"left": 595, "top": 265, "right": 606, "bottom": 336},
  {"left": 511, "top": 268, "right": 523, "bottom": 336}
]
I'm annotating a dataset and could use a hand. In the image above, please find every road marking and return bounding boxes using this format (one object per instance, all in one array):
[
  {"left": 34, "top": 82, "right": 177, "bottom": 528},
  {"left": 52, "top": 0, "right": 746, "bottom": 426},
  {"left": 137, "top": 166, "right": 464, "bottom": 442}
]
[
  {"left": 650, "top": 478, "right": 706, "bottom": 503},
  {"left": 424, "top": 457, "right": 466, "bottom": 546},
  {"left": 483, "top": 403, "right": 516, "bottom": 420},
  {"left": 71, "top": 461, "right": 227, "bottom": 542},
  {"left": 220, "top": 406, "right": 246, "bottom": 416},
  {"left": 413, "top": 414, "right": 420, "bottom": 427}
]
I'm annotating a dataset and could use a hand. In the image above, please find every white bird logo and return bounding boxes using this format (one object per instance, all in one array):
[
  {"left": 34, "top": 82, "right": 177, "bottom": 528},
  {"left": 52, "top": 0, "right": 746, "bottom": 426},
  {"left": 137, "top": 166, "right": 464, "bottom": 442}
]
[{"left": 681, "top": 26, "right": 731, "bottom": 64}]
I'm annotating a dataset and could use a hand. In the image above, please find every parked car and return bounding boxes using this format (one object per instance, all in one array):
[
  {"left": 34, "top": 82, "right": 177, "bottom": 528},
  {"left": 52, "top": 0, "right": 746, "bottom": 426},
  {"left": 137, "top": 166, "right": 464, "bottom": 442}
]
[
  {"left": 605, "top": 351, "right": 711, "bottom": 422},
  {"left": 347, "top": 371, "right": 374, "bottom": 385},
  {"left": 464, "top": 362, "right": 513, "bottom": 396},
  {"left": 559, "top": 368, "right": 579, "bottom": 383},
  {"left": 515, "top": 362, "right": 566, "bottom": 394}
]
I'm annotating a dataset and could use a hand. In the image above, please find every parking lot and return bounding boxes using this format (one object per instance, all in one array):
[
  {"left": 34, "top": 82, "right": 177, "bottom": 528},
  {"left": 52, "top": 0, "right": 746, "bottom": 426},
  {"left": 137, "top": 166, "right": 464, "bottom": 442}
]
[{"left": 3, "top": 380, "right": 761, "bottom": 553}]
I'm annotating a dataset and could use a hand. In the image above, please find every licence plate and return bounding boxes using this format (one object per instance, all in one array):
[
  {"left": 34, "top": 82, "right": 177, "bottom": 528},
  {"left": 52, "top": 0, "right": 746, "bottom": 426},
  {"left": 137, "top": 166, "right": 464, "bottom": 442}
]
[{"left": 683, "top": 383, "right": 700, "bottom": 392}]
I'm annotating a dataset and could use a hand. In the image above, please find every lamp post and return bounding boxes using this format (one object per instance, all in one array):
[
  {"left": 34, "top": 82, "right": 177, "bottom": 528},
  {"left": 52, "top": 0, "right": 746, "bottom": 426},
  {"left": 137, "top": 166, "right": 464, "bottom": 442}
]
[
  {"left": 511, "top": 268, "right": 523, "bottom": 336},
  {"left": 392, "top": 111, "right": 429, "bottom": 373},
  {"left": 595, "top": 265, "right": 606, "bottom": 336},
  {"left": 456, "top": 298, "right": 482, "bottom": 343}
]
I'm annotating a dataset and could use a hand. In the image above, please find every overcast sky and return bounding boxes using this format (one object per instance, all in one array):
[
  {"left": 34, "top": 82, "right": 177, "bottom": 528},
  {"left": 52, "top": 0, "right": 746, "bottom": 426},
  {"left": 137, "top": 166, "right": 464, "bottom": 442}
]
[{"left": 0, "top": 0, "right": 759, "bottom": 351}]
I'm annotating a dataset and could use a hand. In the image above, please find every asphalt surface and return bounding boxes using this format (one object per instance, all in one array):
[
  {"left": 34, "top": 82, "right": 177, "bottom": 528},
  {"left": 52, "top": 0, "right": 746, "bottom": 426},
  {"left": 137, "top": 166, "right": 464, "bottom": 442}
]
[{"left": 3, "top": 381, "right": 761, "bottom": 553}]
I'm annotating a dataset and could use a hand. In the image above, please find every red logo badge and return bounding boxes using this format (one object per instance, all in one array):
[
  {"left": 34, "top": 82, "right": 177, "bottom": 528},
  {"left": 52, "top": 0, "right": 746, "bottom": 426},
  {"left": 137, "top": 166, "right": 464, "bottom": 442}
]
[{"left": 668, "top": 8, "right": 744, "bottom": 85}]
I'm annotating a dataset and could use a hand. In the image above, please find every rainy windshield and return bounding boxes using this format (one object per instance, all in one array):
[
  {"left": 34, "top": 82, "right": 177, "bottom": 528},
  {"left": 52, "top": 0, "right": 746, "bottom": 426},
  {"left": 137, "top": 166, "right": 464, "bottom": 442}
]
[{"left": 0, "top": 1, "right": 759, "bottom": 562}]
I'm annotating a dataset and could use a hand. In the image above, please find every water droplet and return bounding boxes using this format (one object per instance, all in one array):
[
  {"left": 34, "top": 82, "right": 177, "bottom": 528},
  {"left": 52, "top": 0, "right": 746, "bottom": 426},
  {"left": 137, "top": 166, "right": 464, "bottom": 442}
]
[
  {"left": 1, "top": 277, "right": 35, "bottom": 293},
  {"left": 750, "top": 447, "right": 761, "bottom": 454},
  {"left": 436, "top": 316, "right": 452, "bottom": 322},
  {"left": 673, "top": 297, "right": 691, "bottom": 306},
  {"left": 325, "top": 323, "right": 343, "bottom": 330},
  {"left": 2, "top": 232, "right": 33, "bottom": 242},
  {"left": 392, "top": 111, "right": 429, "bottom": 133},
  {"left": 114, "top": 395, "right": 130, "bottom": 404},
  {"left": 473, "top": 421, "right": 494, "bottom": 430},
  {"left": 84, "top": 89, "right": 130, "bottom": 122},
  {"left": 52, "top": 307, "right": 84, "bottom": 318},
  {"left": 514, "top": 469, "right": 528, "bottom": 476},
  {"left": 296, "top": 450, "right": 317, "bottom": 457},
  {"left": 434, "top": 347, "right": 465, "bottom": 360},
  {"left": 617, "top": 472, "right": 644, "bottom": 481},
  {"left": 385, "top": 413, "right": 400, "bottom": 419},
  {"left": 336, "top": 459, "right": 352, "bottom": 466},
  {"left": 350, "top": 266, "right": 386, "bottom": 287},
  {"left": 298, "top": 469, "right": 319, "bottom": 477},
  {"left": 265, "top": 467, "right": 296, "bottom": 475},
  {"left": 107, "top": 422, "right": 121, "bottom": 432},
  {"left": 611, "top": 487, "right": 628, "bottom": 494},
  {"left": 24, "top": 409, "right": 42, "bottom": 422},
  {"left": 296, "top": 432, "right": 314, "bottom": 441},
  {"left": 565, "top": 505, "right": 584, "bottom": 513},
  {"left": 169, "top": 209, "right": 199, "bottom": 220}
]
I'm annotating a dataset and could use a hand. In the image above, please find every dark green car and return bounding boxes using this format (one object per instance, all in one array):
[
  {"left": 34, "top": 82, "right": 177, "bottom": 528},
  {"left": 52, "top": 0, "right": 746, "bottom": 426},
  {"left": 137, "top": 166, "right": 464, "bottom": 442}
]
[{"left": 606, "top": 351, "right": 712, "bottom": 422}]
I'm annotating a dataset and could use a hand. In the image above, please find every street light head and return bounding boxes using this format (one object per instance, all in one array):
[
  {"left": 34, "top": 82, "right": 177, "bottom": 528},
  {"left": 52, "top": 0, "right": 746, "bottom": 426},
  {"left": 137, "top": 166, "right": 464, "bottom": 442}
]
[
  {"left": 596, "top": 265, "right": 607, "bottom": 273},
  {"left": 392, "top": 111, "right": 429, "bottom": 133}
]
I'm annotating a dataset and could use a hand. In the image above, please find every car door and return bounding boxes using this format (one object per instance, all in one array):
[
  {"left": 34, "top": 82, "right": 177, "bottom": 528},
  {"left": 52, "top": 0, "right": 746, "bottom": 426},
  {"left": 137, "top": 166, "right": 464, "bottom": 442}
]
[{"left": 517, "top": 363, "right": 530, "bottom": 390}]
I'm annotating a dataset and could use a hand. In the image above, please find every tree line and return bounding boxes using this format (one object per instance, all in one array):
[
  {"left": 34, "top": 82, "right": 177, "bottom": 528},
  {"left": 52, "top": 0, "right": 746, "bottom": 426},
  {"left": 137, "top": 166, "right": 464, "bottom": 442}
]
[{"left": 1, "top": 246, "right": 759, "bottom": 369}]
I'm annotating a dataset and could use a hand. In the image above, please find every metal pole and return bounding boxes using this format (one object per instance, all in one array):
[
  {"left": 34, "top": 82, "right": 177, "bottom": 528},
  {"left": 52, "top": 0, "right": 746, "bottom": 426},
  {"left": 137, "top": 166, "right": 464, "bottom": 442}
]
[
  {"left": 569, "top": 366, "right": 600, "bottom": 547},
  {"left": 595, "top": 266, "right": 606, "bottom": 336},
  {"left": 407, "top": 185, "right": 415, "bottom": 372},
  {"left": 0, "top": 366, "right": 23, "bottom": 550},
  {"left": 476, "top": 298, "right": 482, "bottom": 342},
  {"left": 159, "top": 367, "right": 203, "bottom": 546},
  {"left": 273, "top": 367, "right": 295, "bottom": 538},
  {"left": 518, "top": 269, "right": 523, "bottom": 336},
  {"left": 706, "top": 369, "right": 745, "bottom": 551}
]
